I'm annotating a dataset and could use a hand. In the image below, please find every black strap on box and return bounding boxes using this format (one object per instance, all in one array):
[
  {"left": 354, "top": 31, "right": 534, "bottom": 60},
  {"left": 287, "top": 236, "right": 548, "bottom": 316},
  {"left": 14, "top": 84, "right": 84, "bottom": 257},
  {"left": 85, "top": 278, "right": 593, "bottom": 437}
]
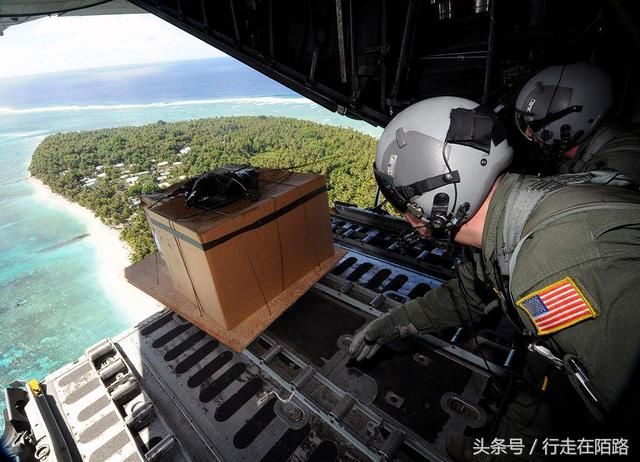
[{"left": 149, "top": 185, "right": 327, "bottom": 251}]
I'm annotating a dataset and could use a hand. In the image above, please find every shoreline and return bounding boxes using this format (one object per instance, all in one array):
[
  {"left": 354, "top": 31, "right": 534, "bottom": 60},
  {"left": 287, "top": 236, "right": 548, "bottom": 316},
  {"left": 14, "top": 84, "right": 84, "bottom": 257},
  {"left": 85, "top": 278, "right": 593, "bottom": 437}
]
[{"left": 28, "top": 176, "right": 163, "bottom": 324}]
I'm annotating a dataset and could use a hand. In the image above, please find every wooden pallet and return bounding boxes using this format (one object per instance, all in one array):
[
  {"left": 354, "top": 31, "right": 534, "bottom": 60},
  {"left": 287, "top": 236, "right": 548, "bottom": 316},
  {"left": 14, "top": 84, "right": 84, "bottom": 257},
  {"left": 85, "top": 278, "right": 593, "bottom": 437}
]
[{"left": 124, "top": 246, "right": 345, "bottom": 352}]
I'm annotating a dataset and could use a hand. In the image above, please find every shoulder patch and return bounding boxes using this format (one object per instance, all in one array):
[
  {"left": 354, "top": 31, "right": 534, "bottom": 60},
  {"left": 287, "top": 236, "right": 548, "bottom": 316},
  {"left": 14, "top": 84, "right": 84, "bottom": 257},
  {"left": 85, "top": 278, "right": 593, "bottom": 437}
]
[{"left": 516, "top": 277, "right": 598, "bottom": 335}]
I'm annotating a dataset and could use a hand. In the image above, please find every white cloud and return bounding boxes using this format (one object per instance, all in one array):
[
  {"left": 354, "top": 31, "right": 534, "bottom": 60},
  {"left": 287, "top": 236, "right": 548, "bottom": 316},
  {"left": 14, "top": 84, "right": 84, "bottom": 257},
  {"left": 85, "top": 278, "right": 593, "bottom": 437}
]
[{"left": 0, "top": 14, "right": 226, "bottom": 78}]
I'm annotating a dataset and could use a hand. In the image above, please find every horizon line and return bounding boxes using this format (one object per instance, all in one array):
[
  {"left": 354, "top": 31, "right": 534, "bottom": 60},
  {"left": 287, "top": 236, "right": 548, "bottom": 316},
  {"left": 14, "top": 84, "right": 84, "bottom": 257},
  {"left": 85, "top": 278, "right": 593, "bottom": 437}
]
[{"left": 0, "top": 55, "right": 232, "bottom": 82}]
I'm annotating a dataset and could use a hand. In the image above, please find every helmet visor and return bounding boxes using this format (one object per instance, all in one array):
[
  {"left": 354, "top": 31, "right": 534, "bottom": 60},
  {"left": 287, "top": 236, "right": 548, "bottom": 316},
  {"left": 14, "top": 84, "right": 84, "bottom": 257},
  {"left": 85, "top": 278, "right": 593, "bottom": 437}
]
[
  {"left": 515, "top": 110, "right": 544, "bottom": 145},
  {"left": 516, "top": 105, "right": 583, "bottom": 145},
  {"left": 373, "top": 164, "right": 410, "bottom": 213}
]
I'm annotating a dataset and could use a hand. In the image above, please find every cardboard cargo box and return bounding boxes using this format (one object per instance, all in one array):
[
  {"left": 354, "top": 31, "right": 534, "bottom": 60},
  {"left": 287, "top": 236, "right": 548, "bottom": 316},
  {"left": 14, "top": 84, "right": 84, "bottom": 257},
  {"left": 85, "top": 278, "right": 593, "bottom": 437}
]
[{"left": 135, "top": 169, "right": 341, "bottom": 344}]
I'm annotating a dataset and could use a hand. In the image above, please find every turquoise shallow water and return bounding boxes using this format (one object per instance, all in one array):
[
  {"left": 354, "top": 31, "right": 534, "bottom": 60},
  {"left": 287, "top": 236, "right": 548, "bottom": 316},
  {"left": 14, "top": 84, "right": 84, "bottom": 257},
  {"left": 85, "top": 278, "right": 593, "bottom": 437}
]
[
  {"left": 0, "top": 132, "right": 134, "bottom": 415},
  {"left": 0, "top": 59, "right": 381, "bottom": 421}
]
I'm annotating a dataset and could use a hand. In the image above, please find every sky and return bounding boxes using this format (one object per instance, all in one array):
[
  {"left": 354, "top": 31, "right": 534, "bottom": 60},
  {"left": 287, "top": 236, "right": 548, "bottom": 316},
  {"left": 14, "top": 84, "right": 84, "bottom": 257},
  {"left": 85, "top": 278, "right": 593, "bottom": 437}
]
[{"left": 0, "top": 13, "right": 227, "bottom": 79}]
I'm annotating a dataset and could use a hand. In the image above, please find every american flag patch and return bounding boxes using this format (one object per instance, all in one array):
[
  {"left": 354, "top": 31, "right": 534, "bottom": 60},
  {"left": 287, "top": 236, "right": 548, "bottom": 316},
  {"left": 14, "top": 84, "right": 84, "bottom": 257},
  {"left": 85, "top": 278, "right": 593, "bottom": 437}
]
[{"left": 516, "top": 277, "right": 597, "bottom": 335}]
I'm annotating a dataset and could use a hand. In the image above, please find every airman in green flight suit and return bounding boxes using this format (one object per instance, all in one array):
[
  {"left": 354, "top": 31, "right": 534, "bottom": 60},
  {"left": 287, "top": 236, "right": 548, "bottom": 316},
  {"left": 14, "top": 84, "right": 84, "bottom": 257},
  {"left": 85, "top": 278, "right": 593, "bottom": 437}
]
[
  {"left": 353, "top": 96, "right": 640, "bottom": 459},
  {"left": 515, "top": 63, "right": 640, "bottom": 184}
]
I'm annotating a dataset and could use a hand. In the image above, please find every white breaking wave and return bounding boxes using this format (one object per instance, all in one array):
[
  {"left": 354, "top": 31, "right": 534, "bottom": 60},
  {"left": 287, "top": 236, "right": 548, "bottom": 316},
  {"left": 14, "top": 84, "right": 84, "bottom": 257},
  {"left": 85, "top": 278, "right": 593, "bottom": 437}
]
[
  {"left": 0, "top": 96, "right": 314, "bottom": 115},
  {"left": 0, "top": 130, "right": 49, "bottom": 139}
]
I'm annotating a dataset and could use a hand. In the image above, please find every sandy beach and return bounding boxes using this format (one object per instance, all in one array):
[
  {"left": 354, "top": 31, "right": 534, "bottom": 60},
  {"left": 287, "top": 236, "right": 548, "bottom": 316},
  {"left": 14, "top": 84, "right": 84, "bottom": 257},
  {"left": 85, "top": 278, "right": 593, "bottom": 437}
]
[{"left": 28, "top": 176, "right": 164, "bottom": 324}]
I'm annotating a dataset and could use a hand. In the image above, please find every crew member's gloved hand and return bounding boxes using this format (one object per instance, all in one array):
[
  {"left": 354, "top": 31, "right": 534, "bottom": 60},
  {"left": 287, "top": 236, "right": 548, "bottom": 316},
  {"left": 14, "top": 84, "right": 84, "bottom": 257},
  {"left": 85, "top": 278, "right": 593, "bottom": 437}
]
[{"left": 348, "top": 305, "right": 419, "bottom": 361}]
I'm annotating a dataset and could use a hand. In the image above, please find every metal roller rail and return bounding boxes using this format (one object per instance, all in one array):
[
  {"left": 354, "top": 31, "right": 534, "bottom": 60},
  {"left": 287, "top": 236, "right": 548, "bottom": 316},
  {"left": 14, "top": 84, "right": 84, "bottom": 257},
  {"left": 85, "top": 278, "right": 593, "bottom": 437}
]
[{"left": 3, "top": 205, "right": 514, "bottom": 461}]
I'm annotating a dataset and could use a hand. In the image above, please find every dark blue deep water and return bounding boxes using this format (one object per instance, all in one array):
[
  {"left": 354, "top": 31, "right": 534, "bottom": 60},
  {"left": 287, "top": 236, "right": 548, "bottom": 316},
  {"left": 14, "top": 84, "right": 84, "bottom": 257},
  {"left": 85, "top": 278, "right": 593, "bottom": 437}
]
[{"left": 0, "top": 58, "right": 293, "bottom": 109}]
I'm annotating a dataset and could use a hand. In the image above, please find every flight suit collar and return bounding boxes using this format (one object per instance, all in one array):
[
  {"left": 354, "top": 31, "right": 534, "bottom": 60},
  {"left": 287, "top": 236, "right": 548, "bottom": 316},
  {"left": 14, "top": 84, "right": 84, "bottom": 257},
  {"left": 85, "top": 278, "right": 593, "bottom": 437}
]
[
  {"left": 477, "top": 173, "right": 529, "bottom": 332},
  {"left": 481, "top": 173, "right": 521, "bottom": 262}
]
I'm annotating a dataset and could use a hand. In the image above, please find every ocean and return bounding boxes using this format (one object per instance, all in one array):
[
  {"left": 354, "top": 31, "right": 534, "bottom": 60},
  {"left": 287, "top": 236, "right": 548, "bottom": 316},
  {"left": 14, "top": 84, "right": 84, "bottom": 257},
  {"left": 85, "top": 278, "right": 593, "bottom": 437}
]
[{"left": 0, "top": 57, "right": 381, "bottom": 418}]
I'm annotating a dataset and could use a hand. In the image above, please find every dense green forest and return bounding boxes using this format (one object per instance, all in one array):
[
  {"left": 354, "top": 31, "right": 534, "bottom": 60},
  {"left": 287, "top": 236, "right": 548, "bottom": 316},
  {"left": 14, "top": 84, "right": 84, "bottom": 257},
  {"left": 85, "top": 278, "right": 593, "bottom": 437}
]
[{"left": 30, "top": 116, "right": 378, "bottom": 261}]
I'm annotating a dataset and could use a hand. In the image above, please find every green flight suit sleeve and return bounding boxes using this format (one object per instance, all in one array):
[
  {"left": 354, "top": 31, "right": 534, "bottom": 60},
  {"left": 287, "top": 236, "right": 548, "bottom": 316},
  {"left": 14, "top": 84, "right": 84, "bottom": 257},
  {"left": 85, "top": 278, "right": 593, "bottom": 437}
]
[{"left": 395, "top": 252, "right": 490, "bottom": 332}]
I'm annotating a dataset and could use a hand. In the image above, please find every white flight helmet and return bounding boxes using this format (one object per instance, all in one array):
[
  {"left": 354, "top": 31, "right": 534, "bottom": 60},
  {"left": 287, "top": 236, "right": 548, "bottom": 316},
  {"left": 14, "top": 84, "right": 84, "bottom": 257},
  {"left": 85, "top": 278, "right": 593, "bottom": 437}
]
[
  {"left": 373, "top": 97, "right": 513, "bottom": 239},
  {"left": 515, "top": 63, "right": 613, "bottom": 152}
]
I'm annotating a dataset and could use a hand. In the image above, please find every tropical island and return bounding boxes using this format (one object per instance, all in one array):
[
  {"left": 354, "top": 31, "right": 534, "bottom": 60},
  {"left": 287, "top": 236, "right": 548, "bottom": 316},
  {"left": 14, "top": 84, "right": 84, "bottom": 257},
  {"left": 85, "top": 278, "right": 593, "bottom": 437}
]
[{"left": 29, "top": 116, "right": 378, "bottom": 262}]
